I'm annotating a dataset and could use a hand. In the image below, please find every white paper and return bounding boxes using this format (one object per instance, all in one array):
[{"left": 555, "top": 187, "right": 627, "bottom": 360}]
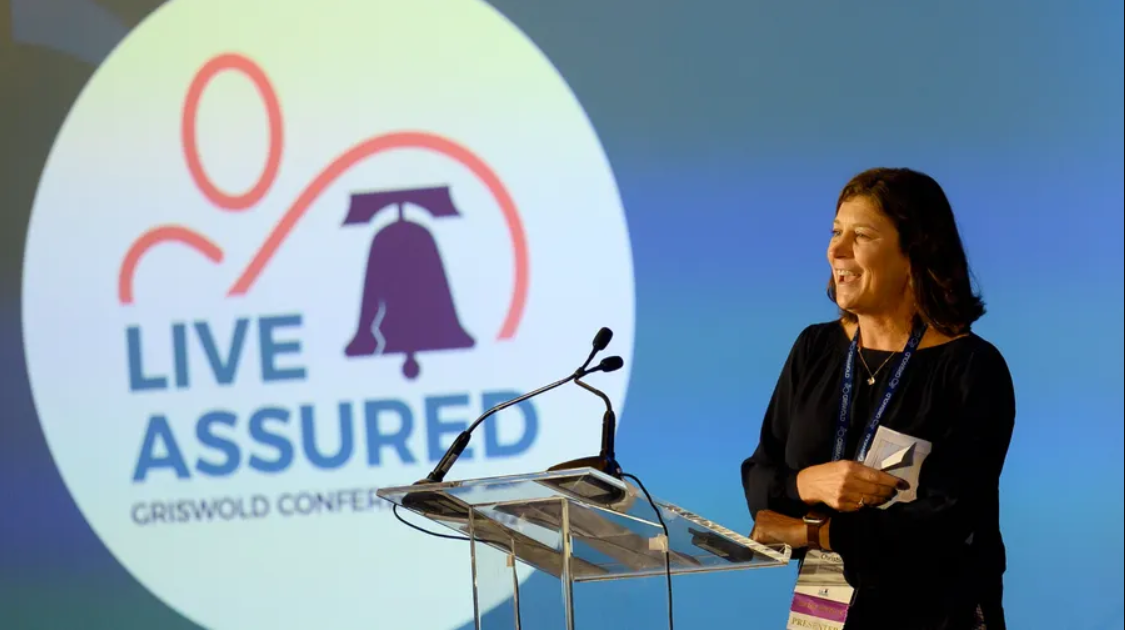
[
  {"left": 878, "top": 442, "right": 915, "bottom": 471},
  {"left": 862, "top": 426, "right": 932, "bottom": 508}
]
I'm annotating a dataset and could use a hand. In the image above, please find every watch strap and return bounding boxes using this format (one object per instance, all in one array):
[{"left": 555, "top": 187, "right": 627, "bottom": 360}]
[{"left": 804, "top": 510, "right": 828, "bottom": 550}]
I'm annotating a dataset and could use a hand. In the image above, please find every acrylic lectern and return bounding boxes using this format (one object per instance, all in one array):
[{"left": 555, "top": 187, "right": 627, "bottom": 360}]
[{"left": 378, "top": 467, "right": 791, "bottom": 629}]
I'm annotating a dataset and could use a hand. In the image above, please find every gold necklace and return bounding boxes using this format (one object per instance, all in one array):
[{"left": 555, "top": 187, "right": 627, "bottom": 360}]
[{"left": 857, "top": 345, "right": 896, "bottom": 385}]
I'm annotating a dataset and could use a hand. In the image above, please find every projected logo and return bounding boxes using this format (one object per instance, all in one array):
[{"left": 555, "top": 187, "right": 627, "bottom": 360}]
[{"left": 21, "top": 2, "right": 634, "bottom": 630}]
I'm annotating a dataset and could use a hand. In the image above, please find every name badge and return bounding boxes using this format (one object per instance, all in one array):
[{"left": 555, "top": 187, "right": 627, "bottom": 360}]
[{"left": 787, "top": 550, "right": 854, "bottom": 630}]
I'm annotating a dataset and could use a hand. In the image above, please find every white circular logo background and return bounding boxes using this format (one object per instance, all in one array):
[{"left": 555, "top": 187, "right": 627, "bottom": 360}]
[{"left": 21, "top": 1, "right": 635, "bottom": 629}]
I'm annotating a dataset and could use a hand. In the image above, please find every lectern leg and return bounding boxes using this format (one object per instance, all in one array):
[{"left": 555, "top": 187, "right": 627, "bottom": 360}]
[
  {"left": 509, "top": 550, "right": 523, "bottom": 627},
  {"left": 469, "top": 510, "right": 522, "bottom": 630},
  {"left": 560, "top": 498, "right": 575, "bottom": 630}
]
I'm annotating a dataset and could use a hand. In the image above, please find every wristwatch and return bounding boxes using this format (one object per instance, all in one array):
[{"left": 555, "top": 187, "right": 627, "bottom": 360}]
[{"left": 803, "top": 511, "right": 828, "bottom": 550}]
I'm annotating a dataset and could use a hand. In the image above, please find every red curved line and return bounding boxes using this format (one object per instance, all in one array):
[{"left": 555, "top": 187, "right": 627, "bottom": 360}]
[
  {"left": 119, "top": 226, "right": 224, "bottom": 304},
  {"left": 182, "top": 53, "right": 283, "bottom": 211},
  {"left": 228, "top": 131, "right": 528, "bottom": 341}
]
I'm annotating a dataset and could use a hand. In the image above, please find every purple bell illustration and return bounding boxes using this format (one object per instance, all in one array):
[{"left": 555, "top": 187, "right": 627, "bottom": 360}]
[{"left": 343, "top": 186, "right": 475, "bottom": 379}]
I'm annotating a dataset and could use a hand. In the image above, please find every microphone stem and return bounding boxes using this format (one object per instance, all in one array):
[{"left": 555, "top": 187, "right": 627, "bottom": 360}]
[
  {"left": 468, "top": 373, "right": 574, "bottom": 433},
  {"left": 574, "top": 377, "right": 611, "bottom": 406},
  {"left": 575, "top": 377, "right": 617, "bottom": 463},
  {"left": 420, "top": 350, "right": 618, "bottom": 485},
  {"left": 422, "top": 371, "right": 579, "bottom": 484}
]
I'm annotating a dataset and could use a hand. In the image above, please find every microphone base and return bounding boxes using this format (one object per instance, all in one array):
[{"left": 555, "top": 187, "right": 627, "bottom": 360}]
[
  {"left": 546, "top": 455, "right": 622, "bottom": 480},
  {"left": 545, "top": 455, "right": 628, "bottom": 505}
]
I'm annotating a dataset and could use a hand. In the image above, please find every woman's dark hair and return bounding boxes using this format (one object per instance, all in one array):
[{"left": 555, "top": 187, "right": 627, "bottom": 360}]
[{"left": 827, "top": 167, "right": 985, "bottom": 336}]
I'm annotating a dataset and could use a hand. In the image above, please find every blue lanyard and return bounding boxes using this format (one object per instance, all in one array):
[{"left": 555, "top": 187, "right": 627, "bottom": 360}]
[{"left": 833, "top": 319, "right": 927, "bottom": 462}]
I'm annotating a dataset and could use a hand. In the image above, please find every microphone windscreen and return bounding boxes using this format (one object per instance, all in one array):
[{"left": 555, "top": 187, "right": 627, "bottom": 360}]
[
  {"left": 592, "top": 327, "right": 613, "bottom": 350},
  {"left": 599, "top": 356, "right": 624, "bottom": 372}
]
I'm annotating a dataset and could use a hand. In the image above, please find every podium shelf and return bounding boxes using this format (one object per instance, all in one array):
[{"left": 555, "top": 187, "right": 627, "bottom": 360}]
[{"left": 379, "top": 467, "right": 790, "bottom": 583}]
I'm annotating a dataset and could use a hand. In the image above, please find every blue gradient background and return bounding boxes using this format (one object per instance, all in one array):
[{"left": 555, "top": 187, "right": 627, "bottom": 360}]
[{"left": 0, "top": 1, "right": 1121, "bottom": 629}]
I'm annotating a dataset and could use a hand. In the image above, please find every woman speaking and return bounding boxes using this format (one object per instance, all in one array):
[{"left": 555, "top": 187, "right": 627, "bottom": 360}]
[{"left": 743, "top": 168, "right": 1015, "bottom": 629}]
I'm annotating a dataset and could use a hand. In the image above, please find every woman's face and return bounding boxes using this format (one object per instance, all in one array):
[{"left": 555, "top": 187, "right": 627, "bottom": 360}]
[{"left": 827, "top": 196, "right": 912, "bottom": 317}]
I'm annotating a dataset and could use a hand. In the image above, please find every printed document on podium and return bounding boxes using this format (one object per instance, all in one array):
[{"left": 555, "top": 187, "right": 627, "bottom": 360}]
[{"left": 862, "top": 426, "right": 932, "bottom": 508}]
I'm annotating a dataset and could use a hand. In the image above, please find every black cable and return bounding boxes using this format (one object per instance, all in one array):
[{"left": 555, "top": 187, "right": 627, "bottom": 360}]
[
  {"left": 622, "top": 472, "right": 673, "bottom": 630},
  {"left": 392, "top": 503, "right": 470, "bottom": 541}
]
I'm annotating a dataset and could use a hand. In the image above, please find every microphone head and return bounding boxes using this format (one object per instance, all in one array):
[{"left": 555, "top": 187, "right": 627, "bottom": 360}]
[
  {"left": 598, "top": 356, "right": 624, "bottom": 373},
  {"left": 592, "top": 327, "right": 613, "bottom": 351}
]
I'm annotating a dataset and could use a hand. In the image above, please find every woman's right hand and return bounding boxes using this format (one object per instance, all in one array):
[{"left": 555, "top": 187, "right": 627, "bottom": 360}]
[{"left": 796, "top": 461, "right": 907, "bottom": 512}]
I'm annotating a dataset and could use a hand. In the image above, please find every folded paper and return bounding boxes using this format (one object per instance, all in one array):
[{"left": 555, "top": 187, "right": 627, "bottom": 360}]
[{"left": 863, "top": 426, "right": 932, "bottom": 508}]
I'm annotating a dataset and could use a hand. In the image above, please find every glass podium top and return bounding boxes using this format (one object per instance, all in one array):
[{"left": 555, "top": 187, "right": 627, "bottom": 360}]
[{"left": 379, "top": 468, "right": 791, "bottom": 583}]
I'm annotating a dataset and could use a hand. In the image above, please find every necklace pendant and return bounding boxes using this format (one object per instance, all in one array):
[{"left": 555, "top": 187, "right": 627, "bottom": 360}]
[{"left": 866, "top": 376, "right": 876, "bottom": 385}]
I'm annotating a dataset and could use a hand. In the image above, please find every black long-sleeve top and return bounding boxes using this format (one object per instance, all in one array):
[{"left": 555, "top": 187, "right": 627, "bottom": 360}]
[{"left": 741, "top": 321, "right": 1015, "bottom": 630}]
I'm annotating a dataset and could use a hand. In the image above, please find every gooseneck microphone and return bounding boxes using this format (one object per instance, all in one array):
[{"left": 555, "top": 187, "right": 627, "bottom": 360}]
[
  {"left": 419, "top": 327, "right": 617, "bottom": 485},
  {"left": 547, "top": 355, "right": 625, "bottom": 479}
]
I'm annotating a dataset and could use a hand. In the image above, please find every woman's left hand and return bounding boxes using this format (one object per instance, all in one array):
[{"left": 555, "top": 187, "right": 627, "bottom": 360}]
[{"left": 749, "top": 510, "right": 808, "bottom": 548}]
